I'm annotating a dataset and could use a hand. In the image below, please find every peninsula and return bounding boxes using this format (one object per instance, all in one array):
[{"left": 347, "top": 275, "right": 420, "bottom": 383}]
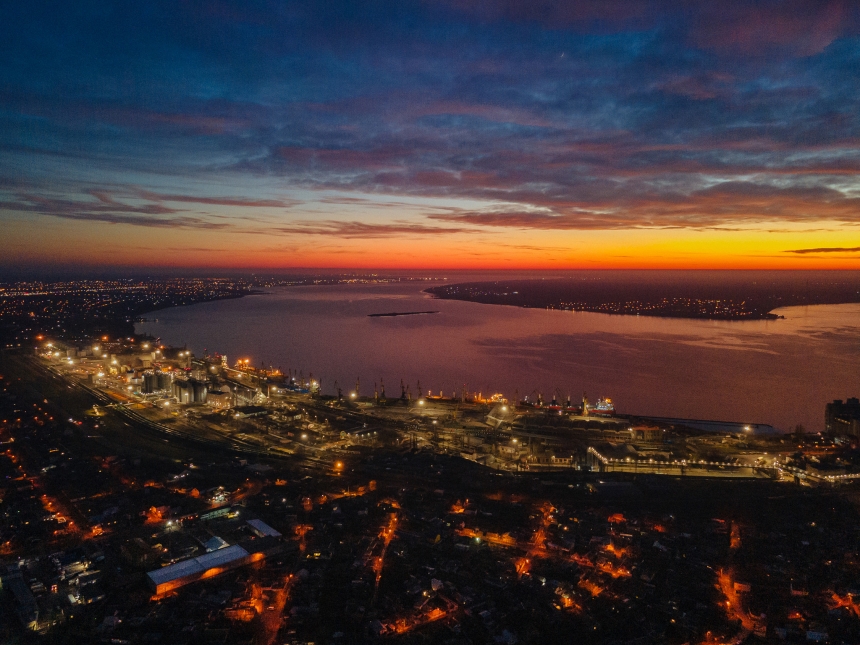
[
  {"left": 368, "top": 310, "right": 439, "bottom": 317},
  {"left": 425, "top": 272, "right": 860, "bottom": 321}
]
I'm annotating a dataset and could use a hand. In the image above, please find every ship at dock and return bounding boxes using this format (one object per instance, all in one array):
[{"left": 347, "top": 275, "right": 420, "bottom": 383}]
[{"left": 520, "top": 392, "right": 616, "bottom": 417}]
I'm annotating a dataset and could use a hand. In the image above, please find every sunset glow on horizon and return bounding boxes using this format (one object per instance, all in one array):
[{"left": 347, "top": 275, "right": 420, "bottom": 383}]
[{"left": 2, "top": 1, "right": 860, "bottom": 273}]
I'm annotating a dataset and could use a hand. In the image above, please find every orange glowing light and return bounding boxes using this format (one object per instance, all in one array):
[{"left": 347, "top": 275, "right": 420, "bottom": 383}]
[
  {"left": 730, "top": 523, "right": 742, "bottom": 550},
  {"left": 604, "top": 543, "right": 629, "bottom": 558},
  {"left": 514, "top": 557, "right": 531, "bottom": 575},
  {"left": 578, "top": 579, "right": 604, "bottom": 597},
  {"left": 717, "top": 569, "right": 756, "bottom": 630}
]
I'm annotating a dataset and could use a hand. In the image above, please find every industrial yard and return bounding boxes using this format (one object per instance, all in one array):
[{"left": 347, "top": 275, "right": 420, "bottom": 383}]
[{"left": 29, "top": 336, "right": 859, "bottom": 486}]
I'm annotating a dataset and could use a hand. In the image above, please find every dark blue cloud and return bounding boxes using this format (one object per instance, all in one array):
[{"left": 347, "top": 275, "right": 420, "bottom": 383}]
[{"left": 2, "top": 0, "right": 860, "bottom": 233}]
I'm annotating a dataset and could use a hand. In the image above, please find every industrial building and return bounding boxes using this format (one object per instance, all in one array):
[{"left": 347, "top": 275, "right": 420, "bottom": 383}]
[
  {"left": 172, "top": 377, "right": 207, "bottom": 404},
  {"left": 141, "top": 370, "right": 174, "bottom": 394},
  {"left": 247, "top": 519, "right": 282, "bottom": 538},
  {"left": 636, "top": 417, "right": 780, "bottom": 435},
  {"left": 1, "top": 572, "right": 39, "bottom": 630},
  {"left": 826, "top": 398, "right": 860, "bottom": 436},
  {"left": 146, "top": 544, "right": 263, "bottom": 596}
]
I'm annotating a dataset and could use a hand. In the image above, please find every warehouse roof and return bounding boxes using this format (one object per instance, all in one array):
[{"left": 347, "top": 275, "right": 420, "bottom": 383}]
[
  {"left": 147, "top": 544, "right": 249, "bottom": 587},
  {"left": 247, "top": 519, "right": 282, "bottom": 538}
]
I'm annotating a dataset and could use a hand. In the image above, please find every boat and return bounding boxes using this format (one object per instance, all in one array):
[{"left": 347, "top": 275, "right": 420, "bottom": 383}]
[{"left": 588, "top": 397, "right": 616, "bottom": 416}]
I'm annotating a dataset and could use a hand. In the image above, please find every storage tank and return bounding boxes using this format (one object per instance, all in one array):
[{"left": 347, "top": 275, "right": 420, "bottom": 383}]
[
  {"left": 143, "top": 371, "right": 157, "bottom": 394},
  {"left": 156, "top": 371, "right": 172, "bottom": 391},
  {"left": 173, "top": 378, "right": 191, "bottom": 404},
  {"left": 191, "top": 379, "right": 207, "bottom": 404}
]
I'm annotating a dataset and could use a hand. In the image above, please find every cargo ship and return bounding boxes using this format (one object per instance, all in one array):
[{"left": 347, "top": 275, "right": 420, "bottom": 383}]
[
  {"left": 521, "top": 393, "right": 617, "bottom": 417},
  {"left": 587, "top": 397, "right": 616, "bottom": 416}
]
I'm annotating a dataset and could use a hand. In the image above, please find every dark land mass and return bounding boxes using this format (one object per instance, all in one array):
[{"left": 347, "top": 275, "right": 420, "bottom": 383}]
[
  {"left": 0, "top": 278, "right": 257, "bottom": 348},
  {"left": 368, "top": 310, "right": 439, "bottom": 317},
  {"left": 0, "top": 274, "right": 442, "bottom": 348},
  {"left": 426, "top": 271, "right": 860, "bottom": 320},
  {"left": 6, "top": 272, "right": 860, "bottom": 641},
  {"left": 5, "top": 350, "right": 860, "bottom": 643}
]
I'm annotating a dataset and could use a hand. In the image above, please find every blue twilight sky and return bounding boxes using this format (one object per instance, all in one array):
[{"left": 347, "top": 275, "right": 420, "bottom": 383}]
[{"left": 2, "top": 0, "right": 860, "bottom": 272}]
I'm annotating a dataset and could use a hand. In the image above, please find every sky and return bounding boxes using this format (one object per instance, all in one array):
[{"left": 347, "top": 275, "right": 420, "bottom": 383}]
[{"left": 2, "top": 0, "right": 860, "bottom": 273}]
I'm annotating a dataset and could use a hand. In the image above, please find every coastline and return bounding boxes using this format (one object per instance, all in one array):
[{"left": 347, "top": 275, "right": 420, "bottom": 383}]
[
  {"left": 133, "top": 290, "right": 264, "bottom": 337},
  {"left": 422, "top": 290, "right": 832, "bottom": 322},
  {"left": 133, "top": 283, "right": 860, "bottom": 433},
  {"left": 423, "top": 289, "right": 786, "bottom": 321},
  {"left": 368, "top": 310, "right": 439, "bottom": 318}
]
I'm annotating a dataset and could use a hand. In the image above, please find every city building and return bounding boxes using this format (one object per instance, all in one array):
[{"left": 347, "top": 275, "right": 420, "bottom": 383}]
[
  {"left": 146, "top": 544, "right": 263, "bottom": 596},
  {"left": 826, "top": 397, "right": 860, "bottom": 436}
]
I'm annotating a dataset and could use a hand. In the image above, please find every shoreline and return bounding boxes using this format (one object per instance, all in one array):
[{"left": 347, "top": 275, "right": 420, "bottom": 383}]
[
  {"left": 136, "top": 289, "right": 264, "bottom": 318},
  {"left": 422, "top": 289, "right": 787, "bottom": 321},
  {"left": 133, "top": 290, "right": 263, "bottom": 338},
  {"left": 368, "top": 310, "right": 439, "bottom": 318},
  {"left": 131, "top": 284, "right": 860, "bottom": 432}
]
